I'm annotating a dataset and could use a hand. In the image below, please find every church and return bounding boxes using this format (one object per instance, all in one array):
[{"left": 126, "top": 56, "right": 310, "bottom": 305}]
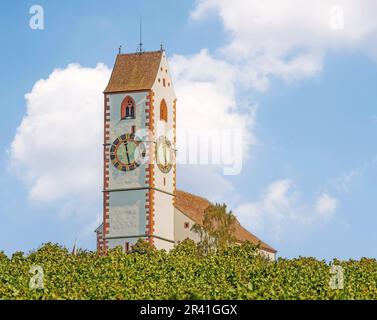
[{"left": 95, "top": 48, "right": 277, "bottom": 260}]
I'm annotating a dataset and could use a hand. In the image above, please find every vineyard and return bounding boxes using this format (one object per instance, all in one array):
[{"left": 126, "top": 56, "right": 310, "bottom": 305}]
[{"left": 1, "top": 240, "right": 377, "bottom": 300}]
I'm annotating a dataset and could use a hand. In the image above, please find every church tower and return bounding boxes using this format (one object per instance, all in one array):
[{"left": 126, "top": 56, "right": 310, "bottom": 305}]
[{"left": 99, "top": 49, "right": 176, "bottom": 253}]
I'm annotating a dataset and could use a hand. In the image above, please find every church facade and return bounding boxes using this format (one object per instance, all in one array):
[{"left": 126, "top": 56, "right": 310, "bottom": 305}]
[{"left": 95, "top": 49, "right": 277, "bottom": 259}]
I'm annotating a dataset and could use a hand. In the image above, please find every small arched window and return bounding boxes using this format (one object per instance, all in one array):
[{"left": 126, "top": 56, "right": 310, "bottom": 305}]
[
  {"left": 121, "top": 96, "right": 135, "bottom": 120},
  {"left": 160, "top": 99, "right": 168, "bottom": 122}
]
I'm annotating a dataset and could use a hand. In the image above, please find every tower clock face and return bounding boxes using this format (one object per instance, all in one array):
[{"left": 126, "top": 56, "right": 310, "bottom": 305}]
[
  {"left": 156, "top": 136, "right": 173, "bottom": 174},
  {"left": 110, "top": 134, "right": 146, "bottom": 171}
]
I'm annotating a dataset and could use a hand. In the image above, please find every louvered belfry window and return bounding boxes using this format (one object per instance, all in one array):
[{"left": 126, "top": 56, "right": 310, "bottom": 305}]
[{"left": 121, "top": 96, "right": 135, "bottom": 119}]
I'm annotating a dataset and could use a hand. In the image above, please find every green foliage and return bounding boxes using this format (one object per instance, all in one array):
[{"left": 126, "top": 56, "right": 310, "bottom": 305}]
[
  {"left": 131, "top": 238, "right": 156, "bottom": 255},
  {"left": 0, "top": 251, "right": 8, "bottom": 263},
  {"left": 192, "top": 203, "right": 237, "bottom": 255},
  {"left": 0, "top": 242, "right": 376, "bottom": 300}
]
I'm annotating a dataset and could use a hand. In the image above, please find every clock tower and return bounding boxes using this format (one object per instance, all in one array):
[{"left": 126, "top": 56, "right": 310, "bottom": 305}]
[{"left": 100, "top": 49, "right": 176, "bottom": 253}]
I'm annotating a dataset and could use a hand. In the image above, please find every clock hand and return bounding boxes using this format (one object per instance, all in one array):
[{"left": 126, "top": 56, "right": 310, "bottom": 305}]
[
  {"left": 164, "top": 144, "right": 167, "bottom": 166},
  {"left": 124, "top": 141, "right": 130, "bottom": 164}
]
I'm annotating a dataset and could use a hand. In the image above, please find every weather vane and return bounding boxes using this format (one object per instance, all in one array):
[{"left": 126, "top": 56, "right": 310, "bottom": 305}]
[{"left": 137, "top": 16, "right": 144, "bottom": 54}]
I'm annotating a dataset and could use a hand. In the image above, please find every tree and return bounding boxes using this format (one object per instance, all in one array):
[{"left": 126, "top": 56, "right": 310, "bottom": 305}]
[
  {"left": 132, "top": 238, "right": 156, "bottom": 255},
  {"left": 192, "top": 204, "right": 237, "bottom": 255}
]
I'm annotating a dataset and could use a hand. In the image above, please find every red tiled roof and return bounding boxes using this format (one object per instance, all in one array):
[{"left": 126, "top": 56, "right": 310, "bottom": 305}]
[
  {"left": 104, "top": 51, "right": 162, "bottom": 93},
  {"left": 174, "top": 190, "right": 277, "bottom": 253}
]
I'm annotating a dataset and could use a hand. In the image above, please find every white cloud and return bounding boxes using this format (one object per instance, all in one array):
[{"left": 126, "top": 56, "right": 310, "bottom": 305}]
[
  {"left": 170, "top": 49, "right": 257, "bottom": 197},
  {"left": 170, "top": 49, "right": 255, "bottom": 139},
  {"left": 331, "top": 156, "right": 377, "bottom": 193},
  {"left": 333, "top": 169, "right": 359, "bottom": 193},
  {"left": 175, "top": 0, "right": 377, "bottom": 207},
  {"left": 316, "top": 193, "right": 338, "bottom": 217},
  {"left": 235, "top": 180, "right": 338, "bottom": 241},
  {"left": 10, "top": 63, "right": 111, "bottom": 204},
  {"left": 191, "top": 0, "right": 377, "bottom": 88}
]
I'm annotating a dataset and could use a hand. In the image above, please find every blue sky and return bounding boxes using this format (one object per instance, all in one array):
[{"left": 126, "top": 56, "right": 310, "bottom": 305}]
[{"left": 1, "top": 1, "right": 376, "bottom": 260}]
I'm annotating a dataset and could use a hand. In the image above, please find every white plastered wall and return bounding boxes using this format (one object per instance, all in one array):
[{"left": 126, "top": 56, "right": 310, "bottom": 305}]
[
  {"left": 174, "top": 208, "right": 201, "bottom": 244},
  {"left": 150, "top": 51, "right": 176, "bottom": 250}
]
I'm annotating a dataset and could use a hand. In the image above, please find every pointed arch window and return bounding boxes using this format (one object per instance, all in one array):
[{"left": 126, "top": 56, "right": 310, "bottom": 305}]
[
  {"left": 121, "top": 96, "right": 135, "bottom": 120},
  {"left": 160, "top": 99, "right": 168, "bottom": 122}
]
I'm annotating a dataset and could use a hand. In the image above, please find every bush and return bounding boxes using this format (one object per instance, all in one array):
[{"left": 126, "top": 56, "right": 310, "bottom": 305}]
[{"left": 0, "top": 242, "right": 376, "bottom": 300}]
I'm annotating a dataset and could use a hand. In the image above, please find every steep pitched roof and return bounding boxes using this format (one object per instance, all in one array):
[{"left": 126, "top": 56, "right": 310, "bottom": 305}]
[
  {"left": 104, "top": 51, "right": 162, "bottom": 93},
  {"left": 94, "top": 223, "right": 103, "bottom": 233},
  {"left": 174, "top": 190, "right": 277, "bottom": 253}
]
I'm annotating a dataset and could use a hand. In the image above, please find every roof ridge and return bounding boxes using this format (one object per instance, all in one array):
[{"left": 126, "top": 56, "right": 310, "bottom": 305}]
[
  {"left": 175, "top": 189, "right": 211, "bottom": 203},
  {"left": 117, "top": 50, "right": 163, "bottom": 56}
]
